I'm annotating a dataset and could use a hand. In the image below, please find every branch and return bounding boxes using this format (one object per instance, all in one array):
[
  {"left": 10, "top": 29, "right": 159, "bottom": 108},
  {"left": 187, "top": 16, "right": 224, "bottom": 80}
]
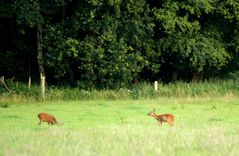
[{"left": 0, "top": 77, "right": 13, "bottom": 93}]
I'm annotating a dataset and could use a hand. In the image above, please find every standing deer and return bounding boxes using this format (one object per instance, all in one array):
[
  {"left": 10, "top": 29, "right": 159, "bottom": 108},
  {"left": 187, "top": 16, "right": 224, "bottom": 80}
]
[
  {"left": 38, "top": 112, "right": 58, "bottom": 125},
  {"left": 147, "top": 109, "right": 174, "bottom": 125}
]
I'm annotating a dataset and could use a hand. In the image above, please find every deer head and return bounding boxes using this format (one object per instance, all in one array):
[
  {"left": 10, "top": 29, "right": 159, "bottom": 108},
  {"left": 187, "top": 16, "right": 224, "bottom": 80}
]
[{"left": 147, "top": 108, "right": 156, "bottom": 116}]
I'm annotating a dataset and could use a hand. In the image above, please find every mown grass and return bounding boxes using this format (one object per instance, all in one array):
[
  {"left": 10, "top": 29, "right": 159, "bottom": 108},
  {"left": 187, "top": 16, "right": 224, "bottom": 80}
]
[{"left": 0, "top": 98, "right": 239, "bottom": 156}]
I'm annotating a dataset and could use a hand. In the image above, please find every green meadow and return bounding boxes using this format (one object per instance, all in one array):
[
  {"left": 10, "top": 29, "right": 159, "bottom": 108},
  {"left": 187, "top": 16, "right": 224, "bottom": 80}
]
[{"left": 0, "top": 98, "right": 239, "bottom": 156}]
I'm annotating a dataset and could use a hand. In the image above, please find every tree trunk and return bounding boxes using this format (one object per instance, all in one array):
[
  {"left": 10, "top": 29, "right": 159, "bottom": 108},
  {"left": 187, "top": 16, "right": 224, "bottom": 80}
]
[
  {"left": 171, "top": 71, "right": 178, "bottom": 83},
  {"left": 37, "top": 25, "right": 46, "bottom": 100},
  {"left": 192, "top": 71, "right": 203, "bottom": 82}
]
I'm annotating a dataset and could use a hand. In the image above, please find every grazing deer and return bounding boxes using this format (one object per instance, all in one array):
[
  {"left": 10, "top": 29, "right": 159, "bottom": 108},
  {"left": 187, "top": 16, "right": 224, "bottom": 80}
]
[
  {"left": 38, "top": 112, "right": 58, "bottom": 125},
  {"left": 147, "top": 109, "right": 174, "bottom": 125}
]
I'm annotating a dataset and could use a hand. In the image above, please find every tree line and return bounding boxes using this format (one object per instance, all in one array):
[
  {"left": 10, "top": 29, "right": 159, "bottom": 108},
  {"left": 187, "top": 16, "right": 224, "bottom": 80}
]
[{"left": 0, "top": 0, "right": 239, "bottom": 89}]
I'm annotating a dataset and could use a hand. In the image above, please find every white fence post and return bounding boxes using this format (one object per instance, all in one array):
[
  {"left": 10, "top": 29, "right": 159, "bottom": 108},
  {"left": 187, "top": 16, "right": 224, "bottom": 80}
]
[
  {"left": 40, "top": 73, "right": 46, "bottom": 100},
  {"left": 28, "top": 76, "right": 31, "bottom": 89},
  {"left": 154, "top": 81, "right": 158, "bottom": 91}
]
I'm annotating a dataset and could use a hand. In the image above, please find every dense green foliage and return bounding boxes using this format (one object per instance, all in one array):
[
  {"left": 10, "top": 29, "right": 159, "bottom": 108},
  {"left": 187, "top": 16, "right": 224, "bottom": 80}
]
[{"left": 0, "top": 0, "right": 239, "bottom": 88}]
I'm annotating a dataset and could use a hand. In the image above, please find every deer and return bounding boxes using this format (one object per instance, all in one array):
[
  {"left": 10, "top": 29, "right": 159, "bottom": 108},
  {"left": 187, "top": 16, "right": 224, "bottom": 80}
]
[
  {"left": 147, "top": 109, "right": 174, "bottom": 126},
  {"left": 38, "top": 112, "right": 58, "bottom": 125}
]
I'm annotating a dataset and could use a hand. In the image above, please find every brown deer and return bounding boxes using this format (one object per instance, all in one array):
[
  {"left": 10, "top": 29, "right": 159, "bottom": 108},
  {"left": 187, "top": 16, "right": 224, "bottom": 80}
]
[
  {"left": 38, "top": 112, "right": 58, "bottom": 125},
  {"left": 147, "top": 109, "right": 174, "bottom": 125}
]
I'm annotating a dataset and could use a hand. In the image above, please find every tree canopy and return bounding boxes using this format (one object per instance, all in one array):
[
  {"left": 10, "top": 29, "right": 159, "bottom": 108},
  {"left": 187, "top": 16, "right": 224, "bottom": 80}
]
[{"left": 0, "top": 0, "right": 238, "bottom": 88}]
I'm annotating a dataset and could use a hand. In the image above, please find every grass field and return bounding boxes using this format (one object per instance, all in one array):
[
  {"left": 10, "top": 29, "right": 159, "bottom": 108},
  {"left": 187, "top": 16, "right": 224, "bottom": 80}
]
[{"left": 0, "top": 98, "right": 239, "bottom": 156}]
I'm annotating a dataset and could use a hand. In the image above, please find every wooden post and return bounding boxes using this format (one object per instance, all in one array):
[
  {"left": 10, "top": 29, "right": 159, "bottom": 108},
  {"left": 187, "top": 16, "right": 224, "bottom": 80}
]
[
  {"left": 1, "top": 76, "right": 4, "bottom": 83},
  {"left": 40, "top": 73, "right": 45, "bottom": 100},
  {"left": 0, "top": 76, "right": 3, "bottom": 84},
  {"left": 28, "top": 76, "right": 31, "bottom": 89},
  {"left": 11, "top": 76, "right": 14, "bottom": 84},
  {"left": 154, "top": 81, "right": 158, "bottom": 91}
]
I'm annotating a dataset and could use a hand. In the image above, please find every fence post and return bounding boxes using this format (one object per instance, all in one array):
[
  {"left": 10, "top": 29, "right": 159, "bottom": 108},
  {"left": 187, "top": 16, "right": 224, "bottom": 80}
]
[
  {"left": 154, "top": 81, "right": 158, "bottom": 91},
  {"left": 40, "top": 73, "right": 46, "bottom": 100},
  {"left": 28, "top": 76, "right": 31, "bottom": 89},
  {"left": 1, "top": 76, "right": 4, "bottom": 83}
]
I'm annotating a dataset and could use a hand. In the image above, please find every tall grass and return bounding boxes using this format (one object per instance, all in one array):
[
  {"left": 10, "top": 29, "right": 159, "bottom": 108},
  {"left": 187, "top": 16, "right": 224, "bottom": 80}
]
[{"left": 1, "top": 79, "right": 239, "bottom": 104}]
